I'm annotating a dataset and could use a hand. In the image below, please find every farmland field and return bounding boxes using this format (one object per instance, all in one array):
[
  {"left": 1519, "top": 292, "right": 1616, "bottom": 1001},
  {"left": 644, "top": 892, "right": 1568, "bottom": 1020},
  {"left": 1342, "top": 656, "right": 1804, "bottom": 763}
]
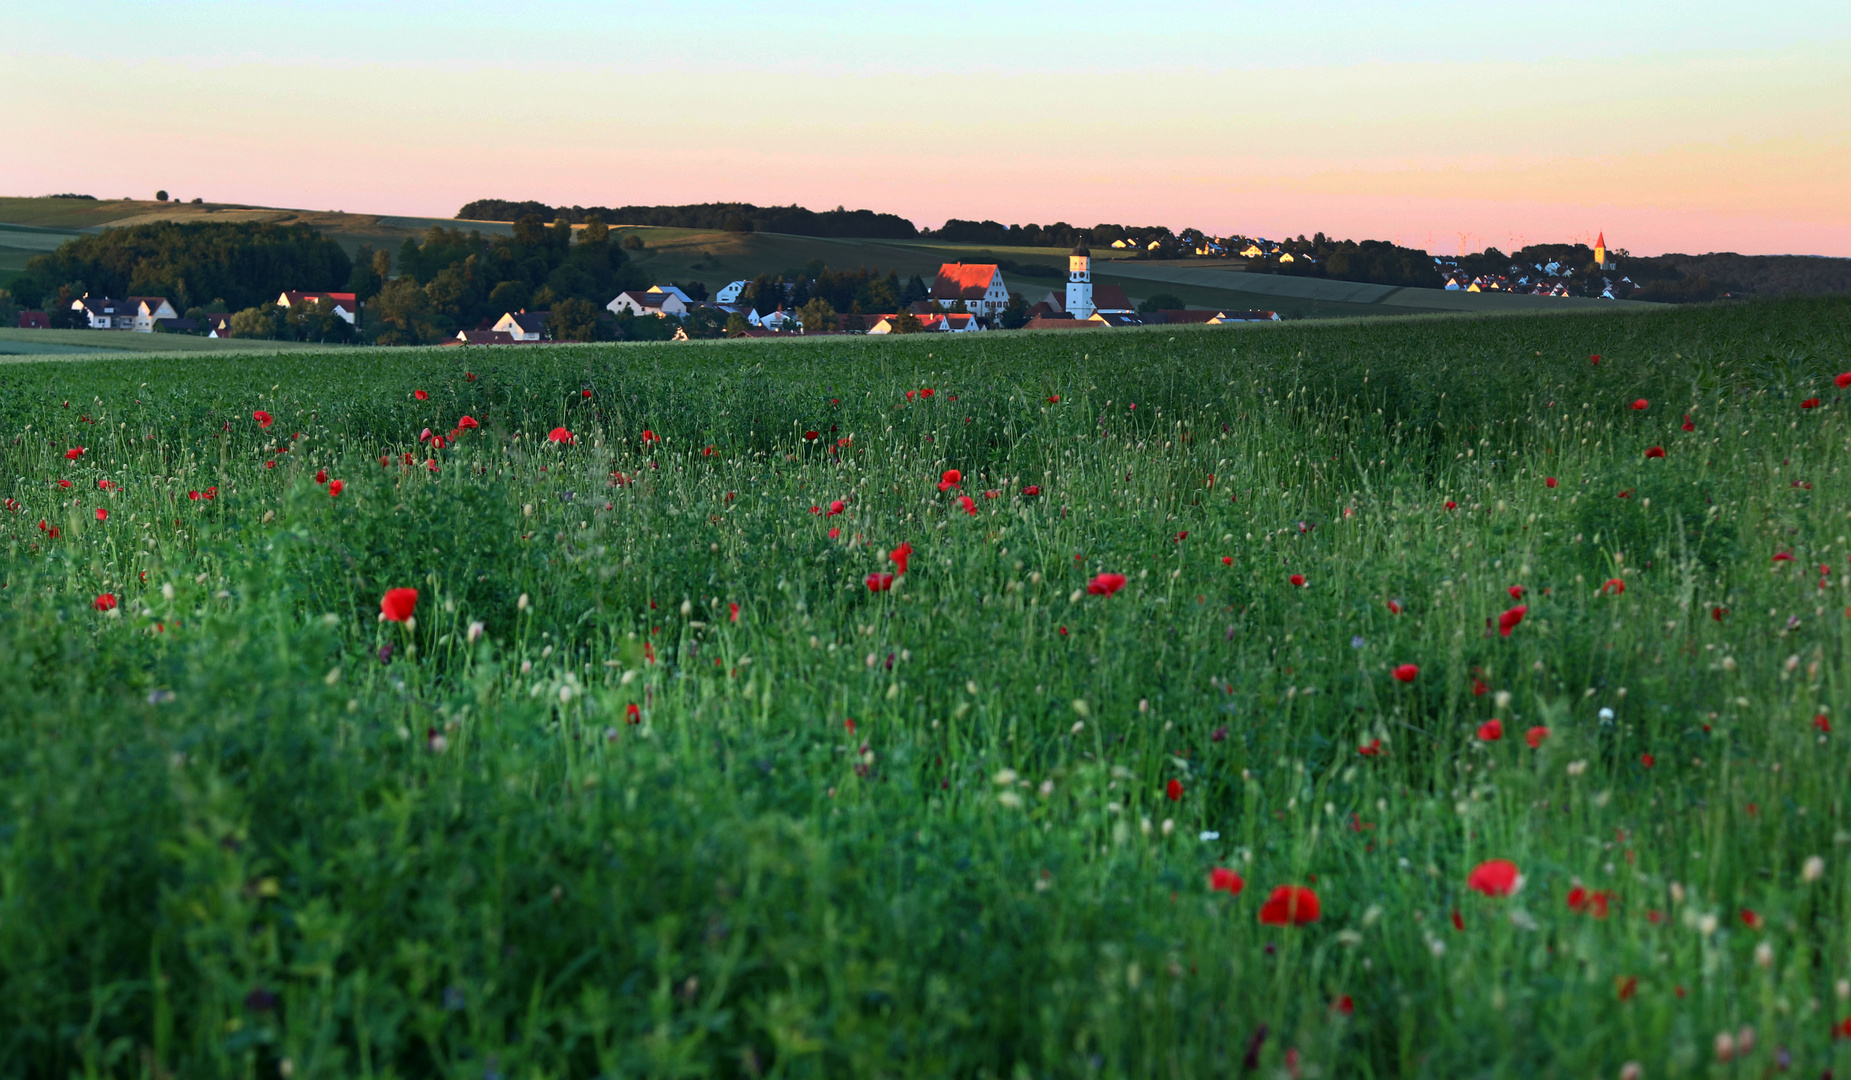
[{"left": 4, "top": 297, "right": 1851, "bottom": 1078}]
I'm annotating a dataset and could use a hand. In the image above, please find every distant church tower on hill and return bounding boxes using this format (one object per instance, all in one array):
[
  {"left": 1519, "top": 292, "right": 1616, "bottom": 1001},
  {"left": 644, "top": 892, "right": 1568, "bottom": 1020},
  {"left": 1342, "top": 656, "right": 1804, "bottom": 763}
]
[
  {"left": 1594, "top": 231, "right": 1607, "bottom": 268},
  {"left": 1066, "top": 245, "right": 1094, "bottom": 319}
]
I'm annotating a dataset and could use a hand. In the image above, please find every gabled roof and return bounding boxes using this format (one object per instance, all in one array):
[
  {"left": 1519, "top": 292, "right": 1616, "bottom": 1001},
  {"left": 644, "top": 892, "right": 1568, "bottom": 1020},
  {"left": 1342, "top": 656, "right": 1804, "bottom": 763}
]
[
  {"left": 75, "top": 296, "right": 131, "bottom": 316},
  {"left": 1595, "top": 232, "right": 1606, "bottom": 247},
  {"left": 455, "top": 330, "right": 516, "bottom": 344},
  {"left": 1024, "top": 316, "right": 1102, "bottom": 331},
  {"left": 279, "top": 291, "right": 357, "bottom": 309},
  {"left": 931, "top": 263, "right": 1000, "bottom": 301},
  {"left": 1091, "top": 284, "right": 1132, "bottom": 312},
  {"left": 617, "top": 291, "right": 672, "bottom": 309},
  {"left": 503, "top": 311, "right": 550, "bottom": 333},
  {"left": 1154, "top": 309, "right": 1222, "bottom": 325}
]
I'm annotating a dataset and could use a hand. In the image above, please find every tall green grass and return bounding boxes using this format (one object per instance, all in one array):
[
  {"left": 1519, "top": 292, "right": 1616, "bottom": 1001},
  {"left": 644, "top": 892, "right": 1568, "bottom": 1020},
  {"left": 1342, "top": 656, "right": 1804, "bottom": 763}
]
[{"left": 2, "top": 297, "right": 1850, "bottom": 1078}]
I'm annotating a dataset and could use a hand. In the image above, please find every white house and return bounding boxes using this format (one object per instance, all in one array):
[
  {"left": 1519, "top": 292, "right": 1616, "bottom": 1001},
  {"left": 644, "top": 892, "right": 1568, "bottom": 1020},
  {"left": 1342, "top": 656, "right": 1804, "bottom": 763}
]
[
  {"left": 130, "top": 297, "right": 179, "bottom": 331},
  {"left": 492, "top": 311, "right": 550, "bottom": 341},
  {"left": 714, "top": 280, "right": 749, "bottom": 304},
  {"left": 608, "top": 290, "right": 690, "bottom": 318},
  {"left": 930, "top": 263, "right": 1008, "bottom": 318},
  {"left": 72, "top": 296, "right": 139, "bottom": 330},
  {"left": 277, "top": 291, "right": 358, "bottom": 325},
  {"left": 753, "top": 307, "right": 794, "bottom": 331},
  {"left": 204, "top": 313, "right": 234, "bottom": 338}
]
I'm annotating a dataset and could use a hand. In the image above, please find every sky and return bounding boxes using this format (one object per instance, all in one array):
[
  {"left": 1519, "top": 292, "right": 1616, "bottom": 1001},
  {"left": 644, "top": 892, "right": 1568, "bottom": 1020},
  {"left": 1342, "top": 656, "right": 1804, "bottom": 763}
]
[{"left": 3, "top": 0, "right": 1848, "bottom": 256}]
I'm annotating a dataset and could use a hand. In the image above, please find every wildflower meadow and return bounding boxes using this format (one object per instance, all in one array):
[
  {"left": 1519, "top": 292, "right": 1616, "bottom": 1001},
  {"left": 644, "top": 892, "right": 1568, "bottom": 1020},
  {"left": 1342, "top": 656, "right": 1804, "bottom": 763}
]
[{"left": 3, "top": 295, "right": 1851, "bottom": 1078}]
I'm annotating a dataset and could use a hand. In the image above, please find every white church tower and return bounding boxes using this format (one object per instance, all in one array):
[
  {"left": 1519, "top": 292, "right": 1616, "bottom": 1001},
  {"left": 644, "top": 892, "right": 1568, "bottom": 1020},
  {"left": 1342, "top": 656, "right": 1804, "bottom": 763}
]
[{"left": 1065, "top": 244, "right": 1094, "bottom": 319}]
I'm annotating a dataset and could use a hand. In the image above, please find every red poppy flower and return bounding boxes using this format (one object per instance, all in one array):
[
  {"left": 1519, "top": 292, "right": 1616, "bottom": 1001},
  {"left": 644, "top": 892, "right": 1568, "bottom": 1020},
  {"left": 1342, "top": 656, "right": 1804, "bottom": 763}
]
[
  {"left": 627, "top": 703, "right": 641, "bottom": 724},
  {"left": 1639, "top": 753, "right": 1654, "bottom": 768},
  {"left": 1601, "top": 578, "right": 1625, "bottom": 595},
  {"left": 1392, "top": 664, "right": 1419, "bottom": 683},
  {"left": 827, "top": 527, "right": 840, "bottom": 539},
  {"left": 1171, "top": 528, "right": 1186, "bottom": 539},
  {"left": 1472, "top": 677, "right": 1488, "bottom": 696},
  {"left": 1740, "top": 908, "right": 1763, "bottom": 930},
  {"left": 1022, "top": 485, "right": 1040, "bottom": 496},
  {"left": 921, "top": 388, "right": 935, "bottom": 398},
  {"left": 1569, "top": 889, "right": 1614, "bottom": 922},
  {"left": 419, "top": 428, "right": 433, "bottom": 444},
  {"left": 1682, "top": 414, "right": 1695, "bottom": 432},
  {"left": 1047, "top": 394, "right": 1061, "bottom": 403},
  {"left": 458, "top": 415, "right": 479, "bottom": 430},
  {"left": 1644, "top": 446, "right": 1665, "bottom": 458},
  {"left": 937, "top": 469, "right": 962, "bottom": 491},
  {"left": 328, "top": 479, "right": 344, "bottom": 497},
  {"left": 1498, "top": 605, "right": 1528, "bottom": 637},
  {"left": 94, "top": 507, "right": 107, "bottom": 522},
  {"left": 1451, "top": 909, "right": 1465, "bottom": 931},
  {"left": 1257, "top": 885, "right": 1321, "bottom": 925},
  {"left": 1162, "top": 778, "right": 1183, "bottom": 802},
  {"left": 1814, "top": 714, "right": 1831, "bottom": 734},
  {"left": 1358, "top": 738, "right": 1381, "bottom": 757},
  {"left": 1802, "top": 398, "right": 1821, "bottom": 410},
  {"left": 188, "top": 490, "right": 202, "bottom": 501},
  {"left": 580, "top": 388, "right": 592, "bottom": 399},
  {"left": 827, "top": 500, "right": 846, "bottom": 517},
  {"left": 1467, "top": 859, "right": 1521, "bottom": 897},
  {"left": 380, "top": 588, "right": 419, "bottom": 622},
  {"left": 1773, "top": 552, "right": 1794, "bottom": 562},
  {"left": 1838, "top": 373, "right": 1851, "bottom": 389},
  {"left": 1209, "top": 867, "right": 1245, "bottom": 894},
  {"left": 64, "top": 446, "right": 85, "bottom": 459},
  {"left": 1444, "top": 500, "right": 1458, "bottom": 511},
  {"left": 890, "top": 541, "right": 912, "bottom": 574},
  {"left": 314, "top": 469, "right": 328, "bottom": 484},
  {"left": 803, "top": 430, "right": 819, "bottom": 441},
  {"left": 253, "top": 410, "right": 273, "bottom": 429},
  {"left": 1590, "top": 354, "right": 1601, "bottom": 364},
  {"left": 905, "top": 390, "right": 915, "bottom": 400},
  {"left": 1616, "top": 488, "right": 1632, "bottom": 498},
  {"left": 1525, "top": 726, "right": 1549, "bottom": 748},
  {"left": 92, "top": 593, "right": 117, "bottom": 611},
  {"left": 957, "top": 495, "right": 977, "bottom": 516},
  {"left": 465, "top": 371, "right": 477, "bottom": 382},
  {"left": 865, "top": 572, "right": 895, "bottom": 593},
  {"left": 414, "top": 389, "right": 428, "bottom": 401},
  {"left": 642, "top": 429, "right": 659, "bottom": 444},
  {"left": 1544, "top": 475, "right": 1558, "bottom": 488},
  {"left": 1332, "top": 995, "right": 1354, "bottom": 1016},
  {"left": 1630, "top": 399, "right": 1648, "bottom": 411},
  {"left": 1477, "top": 719, "right": 1503, "bottom": 741},
  {"left": 729, "top": 602, "right": 740, "bottom": 623},
  {"left": 1507, "top": 585, "right": 1525, "bottom": 599},
  {"left": 1289, "top": 573, "right": 1306, "bottom": 587},
  {"left": 1222, "top": 556, "right": 1234, "bottom": 566},
  {"left": 1386, "top": 599, "right": 1403, "bottom": 614},
  {"left": 1087, "top": 573, "right": 1127, "bottom": 596},
  {"left": 1711, "top": 606, "right": 1727, "bottom": 621},
  {"left": 547, "top": 427, "right": 574, "bottom": 444}
]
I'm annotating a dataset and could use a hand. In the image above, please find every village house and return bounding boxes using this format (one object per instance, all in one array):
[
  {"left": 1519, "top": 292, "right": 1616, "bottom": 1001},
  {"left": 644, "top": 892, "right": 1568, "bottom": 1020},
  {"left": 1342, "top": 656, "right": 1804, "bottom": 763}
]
[
  {"left": 492, "top": 311, "right": 550, "bottom": 341},
  {"left": 276, "top": 291, "right": 358, "bottom": 324},
  {"left": 445, "top": 330, "right": 518, "bottom": 346},
  {"left": 714, "top": 281, "right": 748, "bottom": 304},
  {"left": 71, "top": 296, "right": 144, "bottom": 330},
  {"left": 16, "top": 311, "right": 50, "bottom": 329},
  {"left": 930, "top": 263, "right": 1009, "bottom": 318},
  {"left": 204, "top": 313, "right": 234, "bottom": 338},
  {"left": 607, "top": 289, "right": 690, "bottom": 318}
]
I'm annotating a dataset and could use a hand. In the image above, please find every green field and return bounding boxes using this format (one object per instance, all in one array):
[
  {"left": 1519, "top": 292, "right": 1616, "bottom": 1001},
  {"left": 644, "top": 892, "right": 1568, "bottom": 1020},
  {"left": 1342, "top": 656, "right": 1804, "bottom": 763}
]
[
  {"left": 0, "top": 327, "right": 338, "bottom": 359},
  {"left": 3, "top": 298, "right": 1850, "bottom": 1077}
]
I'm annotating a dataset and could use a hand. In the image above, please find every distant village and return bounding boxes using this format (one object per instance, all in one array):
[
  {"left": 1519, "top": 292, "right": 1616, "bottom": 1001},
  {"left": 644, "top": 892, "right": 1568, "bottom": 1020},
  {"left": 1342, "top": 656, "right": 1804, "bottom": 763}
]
[{"left": 23, "top": 250, "right": 1282, "bottom": 344}]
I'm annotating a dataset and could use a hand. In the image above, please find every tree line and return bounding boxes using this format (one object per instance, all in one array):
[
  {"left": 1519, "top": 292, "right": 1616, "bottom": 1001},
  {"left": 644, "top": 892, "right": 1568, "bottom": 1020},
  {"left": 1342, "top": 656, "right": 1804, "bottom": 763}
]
[{"left": 457, "top": 200, "right": 919, "bottom": 240}]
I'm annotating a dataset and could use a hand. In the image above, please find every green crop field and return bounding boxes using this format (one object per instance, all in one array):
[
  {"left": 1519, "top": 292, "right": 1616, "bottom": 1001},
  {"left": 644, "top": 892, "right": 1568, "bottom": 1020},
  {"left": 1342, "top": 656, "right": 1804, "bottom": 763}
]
[{"left": 3, "top": 298, "right": 1851, "bottom": 1078}]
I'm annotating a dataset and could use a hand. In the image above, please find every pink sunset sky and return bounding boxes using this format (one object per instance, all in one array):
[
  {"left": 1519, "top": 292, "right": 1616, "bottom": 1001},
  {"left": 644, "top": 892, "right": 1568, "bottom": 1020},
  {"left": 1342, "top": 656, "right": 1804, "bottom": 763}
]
[{"left": 3, "top": 0, "right": 1847, "bottom": 256}]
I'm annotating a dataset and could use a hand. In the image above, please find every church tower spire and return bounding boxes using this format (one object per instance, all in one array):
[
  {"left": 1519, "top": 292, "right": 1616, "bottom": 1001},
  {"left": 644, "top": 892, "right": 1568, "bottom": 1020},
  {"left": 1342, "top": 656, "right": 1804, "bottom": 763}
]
[
  {"left": 1594, "top": 231, "right": 1607, "bottom": 268},
  {"left": 1065, "top": 244, "right": 1094, "bottom": 319}
]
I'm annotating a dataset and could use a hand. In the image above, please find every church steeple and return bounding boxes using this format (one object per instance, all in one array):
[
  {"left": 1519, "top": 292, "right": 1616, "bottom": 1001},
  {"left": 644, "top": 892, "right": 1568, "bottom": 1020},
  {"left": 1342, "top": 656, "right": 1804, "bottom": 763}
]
[
  {"left": 1066, "top": 245, "right": 1094, "bottom": 319},
  {"left": 1594, "top": 232, "right": 1607, "bottom": 268}
]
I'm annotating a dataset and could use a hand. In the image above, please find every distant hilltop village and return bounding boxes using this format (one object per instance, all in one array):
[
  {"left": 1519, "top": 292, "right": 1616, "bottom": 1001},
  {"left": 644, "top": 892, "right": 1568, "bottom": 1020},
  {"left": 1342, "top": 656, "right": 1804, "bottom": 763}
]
[{"left": 18, "top": 190, "right": 1819, "bottom": 346}]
